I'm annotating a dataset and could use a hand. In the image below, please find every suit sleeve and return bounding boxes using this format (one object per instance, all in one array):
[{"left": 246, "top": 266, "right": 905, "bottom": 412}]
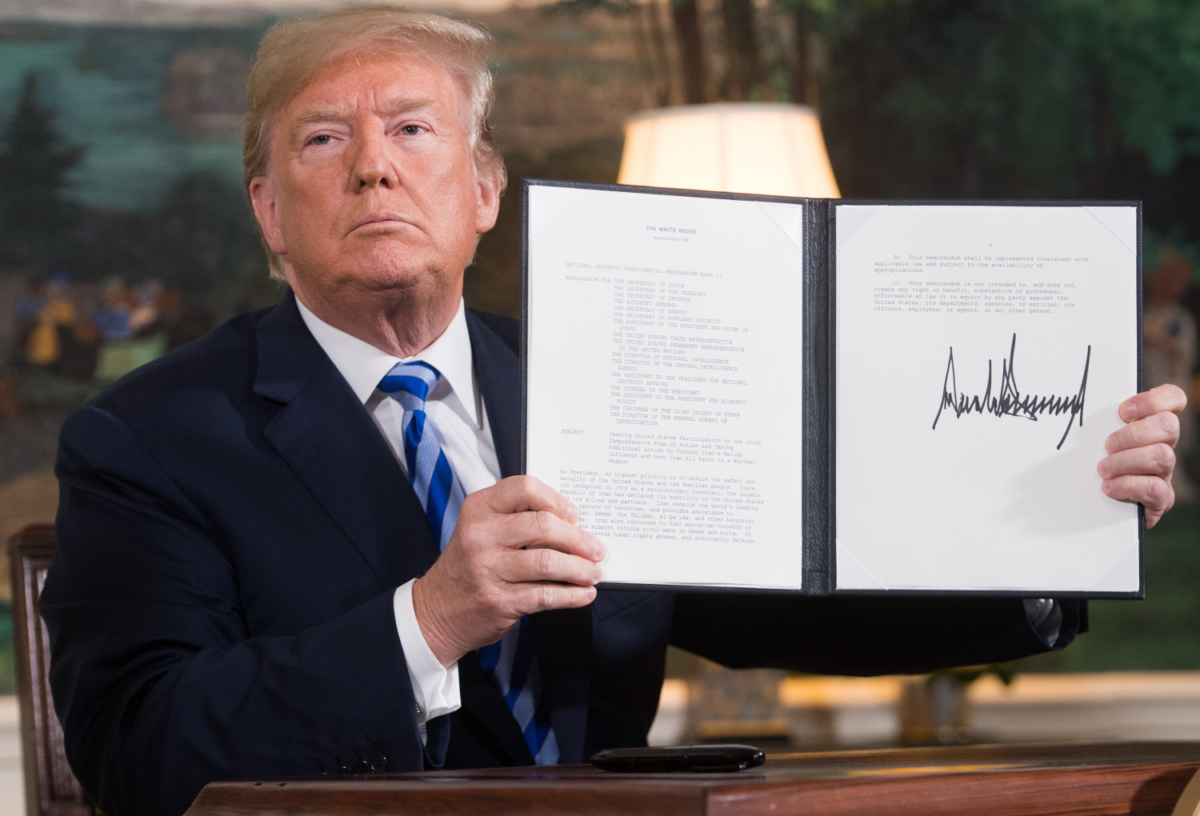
[
  {"left": 41, "top": 406, "right": 448, "bottom": 816},
  {"left": 670, "top": 592, "right": 1085, "bottom": 675}
]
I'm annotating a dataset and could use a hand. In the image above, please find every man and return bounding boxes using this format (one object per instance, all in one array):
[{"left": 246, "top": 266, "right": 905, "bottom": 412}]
[{"left": 41, "top": 7, "right": 1187, "bottom": 816}]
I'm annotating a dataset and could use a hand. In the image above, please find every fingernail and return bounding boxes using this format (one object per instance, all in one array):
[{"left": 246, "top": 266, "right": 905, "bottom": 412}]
[
  {"left": 1101, "top": 479, "right": 1113, "bottom": 495},
  {"left": 594, "top": 541, "right": 606, "bottom": 560},
  {"left": 593, "top": 565, "right": 604, "bottom": 582},
  {"left": 1121, "top": 402, "right": 1137, "bottom": 421},
  {"left": 568, "top": 503, "right": 580, "bottom": 523},
  {"left": 1097, "top": 460, "right": 1108, "bottom": 479}
]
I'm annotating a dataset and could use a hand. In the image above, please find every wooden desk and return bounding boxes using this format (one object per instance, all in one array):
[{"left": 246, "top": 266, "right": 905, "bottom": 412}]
[{"left": 185, "top": 741, "right": 1200, "bottom": 815}]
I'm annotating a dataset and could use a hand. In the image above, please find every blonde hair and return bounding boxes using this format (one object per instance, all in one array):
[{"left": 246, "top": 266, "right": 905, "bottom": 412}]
[{"left": 243, "top": 5, "right": 506, "bottom": 280}]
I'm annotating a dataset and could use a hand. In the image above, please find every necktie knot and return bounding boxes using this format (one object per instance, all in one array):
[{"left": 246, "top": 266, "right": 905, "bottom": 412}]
[{"left": 379, "top": 360, "right": 440, "bottom": 411}]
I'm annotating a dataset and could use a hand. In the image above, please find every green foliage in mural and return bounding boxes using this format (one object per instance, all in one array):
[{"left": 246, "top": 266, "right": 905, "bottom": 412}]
[
  {"left": 819, "top": 0, "right": 1200, "bottom": 254},
  {"left": 0, "top": 73, "right": 84, "bottom": 275}
]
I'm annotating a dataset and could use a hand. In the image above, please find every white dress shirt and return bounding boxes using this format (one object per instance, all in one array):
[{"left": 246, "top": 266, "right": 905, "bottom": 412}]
[{"left": 297, "top": 297, "right": 501, "bottom": 736}]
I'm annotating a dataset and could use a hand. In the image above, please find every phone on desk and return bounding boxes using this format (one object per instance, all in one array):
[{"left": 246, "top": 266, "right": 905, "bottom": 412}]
[{"left": 590, "top": 744, "right": 765, "bottom": 773}]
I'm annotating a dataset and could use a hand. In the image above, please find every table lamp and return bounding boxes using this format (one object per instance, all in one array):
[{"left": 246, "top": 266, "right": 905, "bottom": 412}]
[{"left": 617, "top": 102, "right": 840, "bottom": 198}]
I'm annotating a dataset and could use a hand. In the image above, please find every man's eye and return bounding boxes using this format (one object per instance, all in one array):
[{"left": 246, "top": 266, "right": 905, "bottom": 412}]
[
  {"left": 310, "top": 134, "right": 332, "bottom": 146},
  {"left": 401, "top": 125, "right": 423, "bottom": 136}
]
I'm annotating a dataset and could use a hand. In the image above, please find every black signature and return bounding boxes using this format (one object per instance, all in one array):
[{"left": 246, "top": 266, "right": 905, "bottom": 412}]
[{"left": 931, "top": 334, "right": 1091, "bottom": 450}]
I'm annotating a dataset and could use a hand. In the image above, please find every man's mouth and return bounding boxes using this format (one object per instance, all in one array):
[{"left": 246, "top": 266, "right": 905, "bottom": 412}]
[{"left": 349, "top": 211, "right": 413, "bottom": 235}]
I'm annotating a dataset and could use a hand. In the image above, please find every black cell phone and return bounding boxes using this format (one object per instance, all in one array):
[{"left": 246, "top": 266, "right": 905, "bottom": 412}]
[{"left": 590, "top": 744, "right": 766, "bottom": 773}]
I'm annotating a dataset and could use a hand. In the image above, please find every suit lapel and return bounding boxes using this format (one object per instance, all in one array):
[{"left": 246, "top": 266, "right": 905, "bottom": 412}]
[
  {"left": 457, "top": 651, "right": 534, "bottom": 765},
  {"left": 254, "top": 293, "right": 441, "bottom": 589},
  {"left": 467, "top": 311, "right": 594, "bottom": 766},
  {"left": 467, "top": 311, "right": 522, "bottom": 480},
  {"left": 530, "top": 608, "right": 592, "bottom": 764}
]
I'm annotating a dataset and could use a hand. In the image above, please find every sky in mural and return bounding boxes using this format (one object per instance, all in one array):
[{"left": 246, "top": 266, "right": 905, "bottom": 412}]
[
  {"left": 0, "top": 23, "right": 259, "bottom": 211},
  {"left": 0, "top": 0, "right": 516, "bottom": 24}
]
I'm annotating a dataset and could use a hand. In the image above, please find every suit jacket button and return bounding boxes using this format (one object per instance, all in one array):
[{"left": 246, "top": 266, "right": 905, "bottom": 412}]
[
  {"left": 352, "top": 760, "right": 371, "bottom": 774},
  {"left": 370, "top": 754, "right": 388, "bottom": 773}
]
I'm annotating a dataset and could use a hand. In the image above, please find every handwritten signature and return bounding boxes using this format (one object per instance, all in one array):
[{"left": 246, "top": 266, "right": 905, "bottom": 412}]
[{"left": 931, "top": 334, "right": 1091, "bottom": 450}]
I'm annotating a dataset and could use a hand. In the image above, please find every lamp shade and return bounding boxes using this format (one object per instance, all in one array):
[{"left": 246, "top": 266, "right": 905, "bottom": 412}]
[{"left": 617, "top": 103, "right": 840, "bottom": 198}]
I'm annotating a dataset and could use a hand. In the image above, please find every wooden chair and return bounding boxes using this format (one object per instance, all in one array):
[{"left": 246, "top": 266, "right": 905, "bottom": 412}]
[{"left": 9, "top": 524, "right": 93, "bottom": 816}]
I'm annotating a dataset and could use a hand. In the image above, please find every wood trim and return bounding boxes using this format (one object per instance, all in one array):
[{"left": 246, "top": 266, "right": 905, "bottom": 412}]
[
  {"left": 709, "top": 761, "right": 1199, "bottom": 815},
  {"left": 185, "top": 743, "right": 1200, "bottom": 816},
  {"left": 9, "top": 524, "right": 93, "bottom": 816},
  {"left": 191, "top": 781, "right": 706, "bottom": 815}
]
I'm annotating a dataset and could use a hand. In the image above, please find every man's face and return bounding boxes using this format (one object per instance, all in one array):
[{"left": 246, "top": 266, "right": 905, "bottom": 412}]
[{"left": 249, "top": 50, "right": 500, "bottom": 305}]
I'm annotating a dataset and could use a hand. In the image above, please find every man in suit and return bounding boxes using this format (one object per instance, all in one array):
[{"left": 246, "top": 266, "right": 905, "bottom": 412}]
[{"left": 41, "top": 7, "right": 1187, "bottom": 816}]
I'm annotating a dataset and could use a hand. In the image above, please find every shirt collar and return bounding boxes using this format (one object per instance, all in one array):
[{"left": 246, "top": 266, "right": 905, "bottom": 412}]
[{"left": 295, "top": 295, "right": 479, "bottom": 425}]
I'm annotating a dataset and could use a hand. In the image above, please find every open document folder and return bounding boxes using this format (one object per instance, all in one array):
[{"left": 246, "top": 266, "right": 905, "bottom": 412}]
[{"left": 522, "top": 179, "right": 1142, "bottom": 597}]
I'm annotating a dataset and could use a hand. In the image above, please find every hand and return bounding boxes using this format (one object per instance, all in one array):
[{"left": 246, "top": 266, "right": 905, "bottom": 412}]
[
  {"left": 1098, "top": 383, "right": 1188, "bottom": 528},
  {"left": 411, "top": 476, "right": 605, "bottom": 667}
]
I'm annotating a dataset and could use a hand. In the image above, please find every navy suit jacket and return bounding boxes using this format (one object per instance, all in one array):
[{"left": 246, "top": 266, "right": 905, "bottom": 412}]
[{"left": 41, "top": 292, "right": 1083, "bottom": 816}]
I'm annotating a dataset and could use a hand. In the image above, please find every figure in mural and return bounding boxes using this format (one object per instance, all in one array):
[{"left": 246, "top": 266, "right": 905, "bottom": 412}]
[
  {"left": 1144, "top": 250, "right": 1198, "bottom": 501},
  {"left": 89, "top": 279, "right": 135, "bottom": 343},
  {"left": 22, "top": 276, "right": 76, "bottom": 368}
]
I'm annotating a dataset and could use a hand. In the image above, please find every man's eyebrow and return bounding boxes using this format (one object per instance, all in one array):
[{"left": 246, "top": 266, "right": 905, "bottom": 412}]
[
  {"left": 288, "top": 97, "right": 439, "bottom": 141},
  {"left": 289, "top": 107, "right": 346, "bottom": 142},
  {"left": 380, "top": 96, "right": 437, "bottom": 118}
]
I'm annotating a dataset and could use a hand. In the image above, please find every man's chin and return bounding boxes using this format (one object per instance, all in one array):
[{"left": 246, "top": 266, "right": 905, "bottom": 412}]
[
  {"left": 336, "top": 260, "right": 459, "bottom": 300},
  {"left": 287, "top": 245, "right": 467, "bottom": 301}
]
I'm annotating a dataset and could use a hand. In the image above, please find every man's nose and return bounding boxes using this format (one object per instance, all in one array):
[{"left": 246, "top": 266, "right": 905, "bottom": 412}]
[{"left": 351, "top": 127, "right": 398, "bottom": 190}]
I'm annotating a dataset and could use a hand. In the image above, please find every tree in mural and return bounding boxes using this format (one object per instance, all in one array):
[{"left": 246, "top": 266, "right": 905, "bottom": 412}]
[
  {"left": 819, "top": 0, "right": 1200, "bottom": 251},
  {"left": 153, "top": 173, "right": 257, "bottom": 296},
  {"left": 0, "top": 72, "right": 85, "bottom": 275},
  {"left": 549, "top": 0, "right": 825, "bottom": 105},
  {"left": 670, "top": 0, "right": 710, "bottom": 103}
]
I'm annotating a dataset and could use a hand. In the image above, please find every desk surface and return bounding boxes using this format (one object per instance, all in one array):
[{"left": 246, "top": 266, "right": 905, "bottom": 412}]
[{"left": 185, "top": 741, "right": 1200, "bottom": 816}]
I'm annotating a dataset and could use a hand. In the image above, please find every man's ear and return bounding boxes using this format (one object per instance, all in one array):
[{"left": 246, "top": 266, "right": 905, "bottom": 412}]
[
  {"left": 249, "top": 176, "right": 287, "bottom": 256},
  {"left": 474, "top": 166, "right": 503, "bottom": 235}
]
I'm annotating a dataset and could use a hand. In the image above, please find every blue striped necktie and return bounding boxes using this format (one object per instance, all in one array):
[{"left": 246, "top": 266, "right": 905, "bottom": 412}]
[{"left": 379, "top": 360, "right": 559, "bottom": 765}]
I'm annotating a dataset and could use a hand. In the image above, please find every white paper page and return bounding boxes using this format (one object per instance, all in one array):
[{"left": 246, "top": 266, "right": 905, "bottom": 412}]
[
  {"left": 835, "top": 205, "right": 1140, "bottom": 593},
  {"left": 527, "top": 185, "right": 805, "bottom": 589}
]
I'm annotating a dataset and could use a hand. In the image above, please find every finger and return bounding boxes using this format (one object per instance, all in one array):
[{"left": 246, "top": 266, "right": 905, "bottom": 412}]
[
  {"left": 1105, "top": 411, "right": 1180, "bottom": 454},
  {"left": 1097, "top": 442, "right": 1176, "bottom": 480},
  {"left": 1118, "top": 384, "right": 1188, "bottom": 423},
  {"left": 514, "top": 583, "right": 597, "bottom": 615},
  {"left": 484, "top": 475, "right": 579, "bottom": 523},
  {"left": 1101, "top": 473, "right": 1175, "bottom": 515},
  {"left": 502, "top": 509, "right": 605, "bottom": 561},
  {"left": 503, "top": 547, "right": 603, "bottom": 587}
]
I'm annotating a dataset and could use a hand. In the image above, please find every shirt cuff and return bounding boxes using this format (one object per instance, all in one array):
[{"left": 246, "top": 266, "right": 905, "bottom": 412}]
[
  {"left": 1022, "top": 598, "right": 1063, "bottom": 646},
  {"left": 394, "top": 580, "right": 461, "bottom": 741}
]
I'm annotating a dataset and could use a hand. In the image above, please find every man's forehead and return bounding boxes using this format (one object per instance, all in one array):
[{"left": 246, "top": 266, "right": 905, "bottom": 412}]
[
  {"left": 294, "top": 52, "right": 453, "bottom": 105},
  {"left": 277, "top": 53, "right": 462, "bottom": 131}
]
